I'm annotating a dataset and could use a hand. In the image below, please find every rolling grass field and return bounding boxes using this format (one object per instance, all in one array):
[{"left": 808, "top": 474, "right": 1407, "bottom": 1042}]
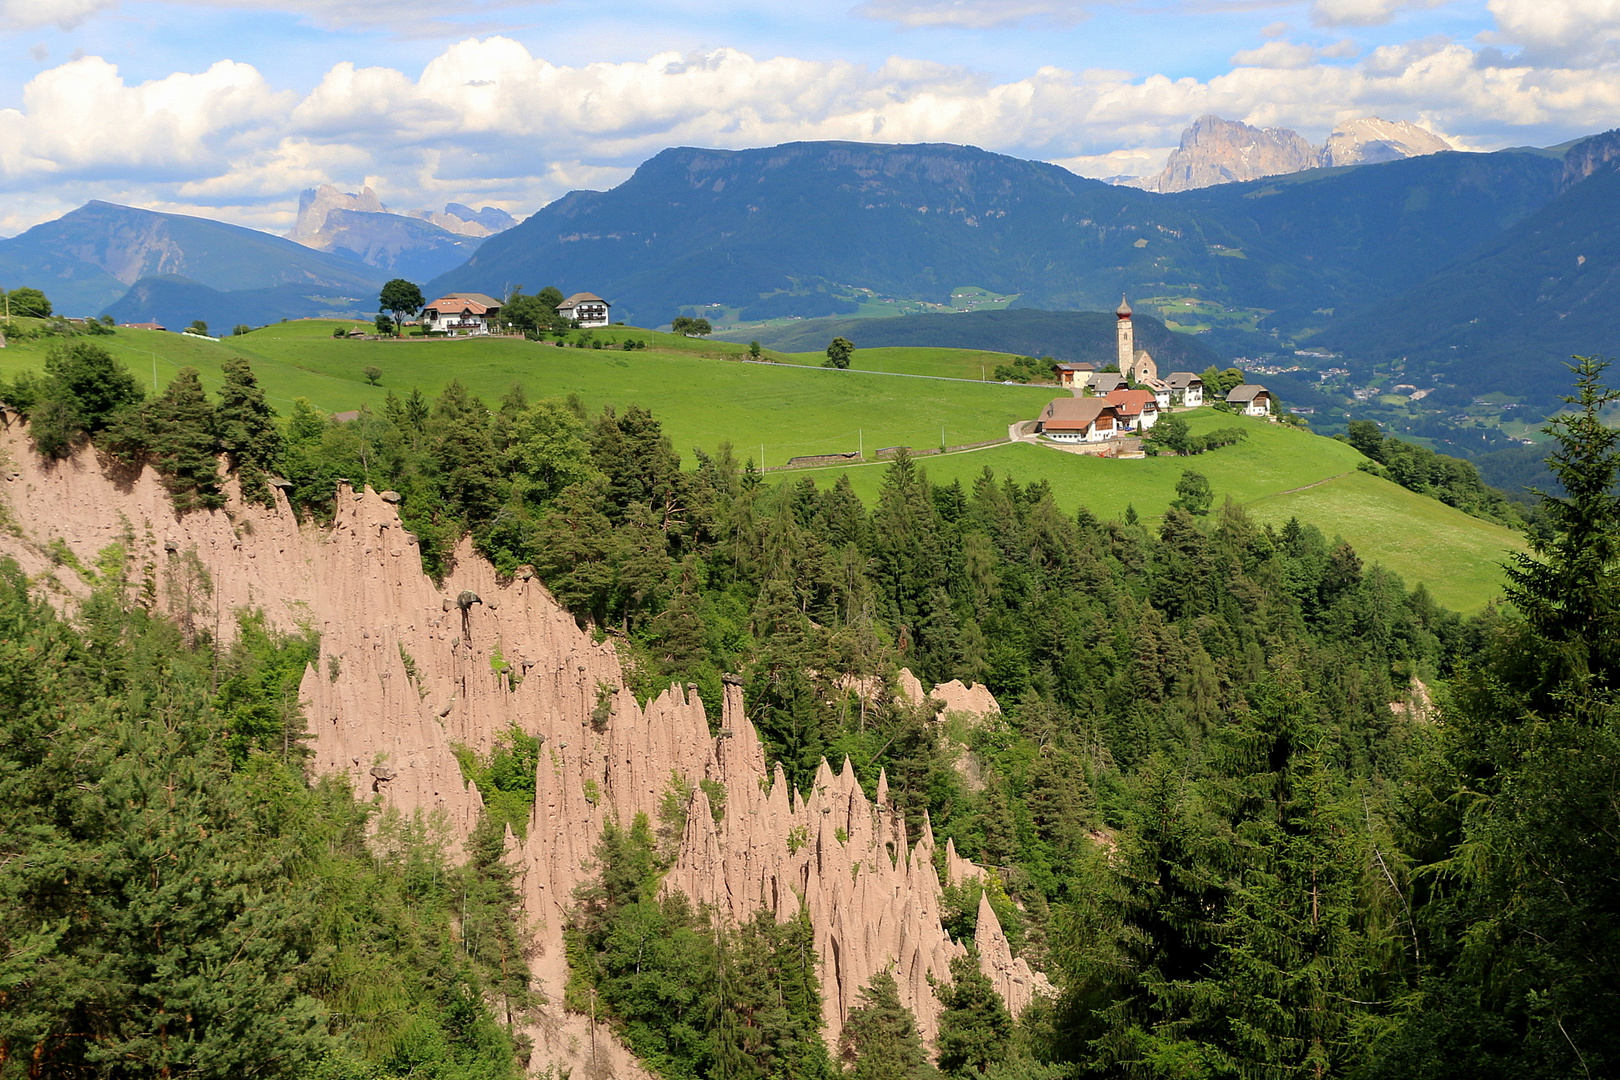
[
  {"left": 0, "top": 321, "right": 1520, "bottom": 611},
  {"left": 792, "top": 411, "right": 1522, "bottom": 612},
  {"left": 778, "top": 346, "right": 1026, "bottom": 382},
  {"left": 0, "top": 322, "right": 1053, "bottom": 469}
]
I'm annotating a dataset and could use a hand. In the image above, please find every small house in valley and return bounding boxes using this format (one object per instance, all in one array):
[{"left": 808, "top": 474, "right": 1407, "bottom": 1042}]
[
  {"left": 557, "top": 292, "right": 611, "bottom": 327},
  {"left": 1052, "top": 362, "right": 1098, "bottom": 389},
  {"left": 1104, "top": 388, "right": 1160, "bottom": 432},
  {"left": 1167, "top": 372, "right": 1204, "bottom": 407},
  {"left": 423, "top": 293, "right": 502, "bottom": 335},
  {"left": 1083, "top": 373, "right": 1130, "bottom": 395},
  {"left": 1142, "top": 377, "right": 1172, "bottom": 410},
  {"left": 1036, "top": 398, "right": 1120, "bottom": 442},
  {"left": 1227, "top": 384, "right": 1273, "bottom": 417}
]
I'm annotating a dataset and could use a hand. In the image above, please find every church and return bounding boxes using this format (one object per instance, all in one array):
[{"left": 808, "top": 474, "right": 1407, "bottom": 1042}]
[{"left": 1116, "top": 296, "right": 1171, "bottom": 405}]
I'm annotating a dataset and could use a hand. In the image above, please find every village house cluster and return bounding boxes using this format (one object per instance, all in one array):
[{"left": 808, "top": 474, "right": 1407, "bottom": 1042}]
[
  {"left": 1036, "top": 297, "right": 1271, "bottom": 443},
  {"left": 420, "top": 291, "right": 612, "bottom": 335}
]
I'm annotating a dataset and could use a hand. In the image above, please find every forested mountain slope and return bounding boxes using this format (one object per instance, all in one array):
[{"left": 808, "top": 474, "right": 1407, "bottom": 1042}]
[
  {"left": 3, "top": 342, "right": 1615, "bottom": 1080},
  {"left": 426, "top": 141, "right": 1560, "bottom": 333},
  {"left": 1317, "top": 157, "right": 1620, "bottom": 407}
]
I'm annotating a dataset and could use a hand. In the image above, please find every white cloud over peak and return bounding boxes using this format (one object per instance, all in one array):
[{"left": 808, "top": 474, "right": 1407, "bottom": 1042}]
[{"left": 1485, "top": 0, "right": 1620, "bottom": 65}]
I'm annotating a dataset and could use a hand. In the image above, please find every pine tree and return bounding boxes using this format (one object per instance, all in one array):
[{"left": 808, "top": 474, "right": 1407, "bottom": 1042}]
[
  {"left": 934, "top": 952, "right": 1012, "bottom": 1077},
  {"left": 216, "top": 356, "right": 283, "bottom": 506},
  {"left": 842, "top": 970, "right": 927, "bottom": 1080},
  {"left": 141, "top": 367, "right": 225, "bottom": 511}
]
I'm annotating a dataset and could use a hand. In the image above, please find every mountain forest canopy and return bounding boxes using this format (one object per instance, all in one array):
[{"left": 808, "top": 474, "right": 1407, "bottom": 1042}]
[{"left": 0, "top": 343, "right": 1615, "bottom": 1079}]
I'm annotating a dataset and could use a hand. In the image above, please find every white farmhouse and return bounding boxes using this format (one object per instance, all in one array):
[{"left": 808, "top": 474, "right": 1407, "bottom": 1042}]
[
  {"left": 422, "top": 293, "right": 502, "bottom": 336},
  {"left": 1227, "top": 384, "right": 1273, "bottom": 417},
  {"left": 557, "top": 292, "right": 611, "bottom": 327}
]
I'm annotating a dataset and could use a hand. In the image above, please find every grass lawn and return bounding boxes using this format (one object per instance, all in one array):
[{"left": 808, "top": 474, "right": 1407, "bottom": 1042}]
[
  {"left": 790, "top": 411, "right": 1521, "bottom": 612},
  {"left": 778, "top": 346, "right": 1027, "bottom": 382},
  {"left": 0, "top": 321, "right": 1054, "bottom": 469}
]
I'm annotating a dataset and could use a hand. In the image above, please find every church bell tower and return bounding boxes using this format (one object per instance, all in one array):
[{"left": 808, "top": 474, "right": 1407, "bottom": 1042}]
[{"left": 1116, "top": 295, "right": 1134, "bottom": 373}]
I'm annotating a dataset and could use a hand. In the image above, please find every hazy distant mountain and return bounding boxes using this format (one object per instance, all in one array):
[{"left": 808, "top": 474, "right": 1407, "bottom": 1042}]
[
  {"left": 0, "top": 200, "right": 384, "bottom": 318},
  {"left": 721, "top": 308, "right": 1220, "bottom": 369},
  {"left": 1135, "top": 115, "right": 1452, "bottom": 193},
  {"left": 103, "top": 275, "right": 374, "bottom": 330},
  {"left": 425, "top": 140, "right": 1560, "bottom": 337},
  {"left": 289, "top": 184, "right": 515, "bottom": 281},
  {"left": 1316, "top": 138, "right": 1620, "bottom": 407}
]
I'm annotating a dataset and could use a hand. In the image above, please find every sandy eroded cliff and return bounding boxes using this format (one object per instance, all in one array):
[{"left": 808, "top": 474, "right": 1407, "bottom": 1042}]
[{"left": 0, "top": 422, "right": 1047, "bottom": 1074}]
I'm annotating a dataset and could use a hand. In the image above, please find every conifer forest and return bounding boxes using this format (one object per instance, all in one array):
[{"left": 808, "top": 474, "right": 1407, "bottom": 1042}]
[{"left": 1, "top": 341, "right": 1616, "bottom": 1079}]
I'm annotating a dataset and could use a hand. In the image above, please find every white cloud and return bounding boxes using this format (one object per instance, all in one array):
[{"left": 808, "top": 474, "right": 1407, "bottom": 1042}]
[
  {"left": 1308, "top": 0, "right": 1450, "bottom": 28},
  {"left": 1, "top": 35, "right": 1618, "bottom": 234},
  {"left": 1485, "top": 0, "right": 1620, "bottom": 65}
]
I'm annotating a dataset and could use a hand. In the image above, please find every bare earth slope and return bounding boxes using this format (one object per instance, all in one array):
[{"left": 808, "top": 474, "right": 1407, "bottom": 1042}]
[{"left": 0, "top": 421, "right": 1041, "bottom": 1071}]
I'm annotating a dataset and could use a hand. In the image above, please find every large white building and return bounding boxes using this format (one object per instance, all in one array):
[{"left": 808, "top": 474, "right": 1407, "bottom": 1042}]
[
  {"left": 557, "top": 292, "right": 611, "bottom": 327},
  {"left": 422, "top": 293, "right": 502, "bottom": 335}
]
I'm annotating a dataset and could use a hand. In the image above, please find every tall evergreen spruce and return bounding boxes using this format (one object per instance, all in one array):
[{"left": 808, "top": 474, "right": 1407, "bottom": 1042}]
[
  {"left": 216, "top": 356, "right": 283, "bottom": 506},
  {"left": 140, "top": 367, "right": 225, "bottom": 511},
  {"left": 934, "top": 952, "right": 1013, "bottom": 1077},
  {"left": 842, "top": 971, "right": 928, "bottom": 1080}
]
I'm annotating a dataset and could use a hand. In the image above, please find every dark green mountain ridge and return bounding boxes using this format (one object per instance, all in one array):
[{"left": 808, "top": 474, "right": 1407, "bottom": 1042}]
[{"left": 427, "top": 140, "right": 1562, "bottom": 339}]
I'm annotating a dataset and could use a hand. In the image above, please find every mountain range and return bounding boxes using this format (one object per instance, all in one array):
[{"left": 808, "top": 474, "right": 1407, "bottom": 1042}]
[
  {"left": 0, "top": 200, "right": 386, "bottom": 321},
  {"left": 427, "top": 139, "right": 1563, "bottom": 337},
  {"left": 289, "top": 184, "right": 517, "bottom": 282},
  {"left": 3, "top": 127, "right": 1617, "bottom": 414}
]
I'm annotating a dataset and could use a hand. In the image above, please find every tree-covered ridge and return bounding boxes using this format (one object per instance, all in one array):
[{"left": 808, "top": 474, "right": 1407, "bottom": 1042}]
[
  {"left": 0, "top": 554, "right": 534, "bottom": 1079},
  {"left": 1, "top": 344, "right": 1615, "bottom": 1080}
]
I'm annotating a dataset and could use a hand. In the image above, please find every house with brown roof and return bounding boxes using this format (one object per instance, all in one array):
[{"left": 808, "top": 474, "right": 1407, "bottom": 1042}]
[
  {"left": 1082, "top": 373, "right": 1130, "bottom": 395},
  {"left": 1035, "top": 397, "right": 1120, "bottom": 442},
  {"left": 557, "top": 292, "right": 611, "bottom": 327},
  {"left": 1052, "top": 361, "right": 1097, "bottom": 389},
  {"left": 1167, "top": 372, "right": 1205, "bottom": 407},
  {"left": 1104, "top": 388, "right": 1160, "bottom": 432},
  {"left": 422, "top": 293, "right": 502, "bottom": 336},
  {"left": 1227, "top": 384, "right": 1273, "bottom": 417}
]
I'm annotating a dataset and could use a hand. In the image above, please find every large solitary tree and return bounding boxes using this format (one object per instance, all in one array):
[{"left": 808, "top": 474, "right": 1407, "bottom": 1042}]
[{"left": 379, "top": 279, "right": 425, "bottom": 337}]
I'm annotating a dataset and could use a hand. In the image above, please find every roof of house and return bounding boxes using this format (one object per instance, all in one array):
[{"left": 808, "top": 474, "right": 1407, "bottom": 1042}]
[
  {"left": 1167, "top": 371, "right": 1203, "bottom": 388},
  {"left": 1143, "top": 377, "right": 1170, "bottom": 392},
  {"left": 1053, "top": 362, "right": 1098, "bottom": 372},
  {"left": 1086, "top": 374, "right": 1130, "bottom": 393},
  {"left": 1104, "top": 388, "right": 1159, "bottom": 417},
  {"left": 120, "top": 321, "right": 166, "bottom": 331},
  {"left": 425, "top": 293, "right": 501, "bottom": 314},
  {"left": 557, "top": 292, "right": 608, "bottom": 308},
  {"left": 1227, "top": 384, "right": 1270, "bottom": 403},
  {"left": 1039, "top": 397, "right": 1116, "bottom": 431}
]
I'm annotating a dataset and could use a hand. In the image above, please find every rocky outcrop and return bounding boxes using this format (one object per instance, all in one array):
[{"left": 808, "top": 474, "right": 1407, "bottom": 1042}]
[
  {"left": 1137, "top": 116, "right": 1318, "bottom": 193},
  {"left": 0, "top": 424, "right": 1048, "bottom": 1074},
  {"left": 1562, "top": 128, "right": 1620, "bottom": 190},
  {"left": 1321, "top": 117, "right": 1451, "bottom": 168},
  {"left": 1137, "top": 115, "right": 1451, "bottom": 193}
]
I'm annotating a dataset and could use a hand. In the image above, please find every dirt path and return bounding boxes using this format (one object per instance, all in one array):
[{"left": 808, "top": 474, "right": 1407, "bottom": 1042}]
[{"left": 1264, "top": 470, "right": 1356, "bottom": 498}]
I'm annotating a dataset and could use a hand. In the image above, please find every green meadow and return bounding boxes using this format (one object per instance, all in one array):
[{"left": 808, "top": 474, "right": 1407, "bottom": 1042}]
[
  {"left": 792, "top": 411, "right": 1522, "bottom": 612},
  {"left": 0, "top": 321, "right": 1051, "bottom": 469},
  {"left": 0, "top": 321, "right": 1519, "bottom": 610}
]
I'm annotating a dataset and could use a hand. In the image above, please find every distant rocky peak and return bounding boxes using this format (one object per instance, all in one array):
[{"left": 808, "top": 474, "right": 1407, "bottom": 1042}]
[
  {"left": 1136, "top": 115, "right": 1450, "bottom": 193},
  {"left": 292, "top": 183, "right": 386, "bottom": 244},
  {"left": 1561, "top": 128, "right": 1620, "bottom": 190},
  {"left": 1322, "top": 117, "right": 1452, "bottom": 167},
  {"left": 409, "top": 203, "right": 517, "bottom": 238}
]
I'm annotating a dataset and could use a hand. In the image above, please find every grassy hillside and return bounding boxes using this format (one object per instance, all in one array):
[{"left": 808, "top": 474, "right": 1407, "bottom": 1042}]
[
  {"left": 0, "top": 322, "right": 1052, "bottom": 469},
  {"left": 777, "top": 346, "right": 1026, "bottom": 381},
  {"left": 0, "top": 323, "right": 1518, "bottom": 610},
  {"left": 791, "top": 411, "right": 1521, "bottom": 612}
]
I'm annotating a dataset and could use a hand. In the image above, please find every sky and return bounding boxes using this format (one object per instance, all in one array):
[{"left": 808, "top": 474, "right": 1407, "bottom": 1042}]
[{"left": 0, "top": 0, "right": 1616, "bottom": 236}]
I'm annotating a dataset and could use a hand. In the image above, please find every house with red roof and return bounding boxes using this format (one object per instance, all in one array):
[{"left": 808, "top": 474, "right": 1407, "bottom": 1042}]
[
  {"left": 1104, "top": 388, "right": 1160, "bottom": 432},
  {"left": 422, "top": 293, "right": 502, "bottom": 336}
]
